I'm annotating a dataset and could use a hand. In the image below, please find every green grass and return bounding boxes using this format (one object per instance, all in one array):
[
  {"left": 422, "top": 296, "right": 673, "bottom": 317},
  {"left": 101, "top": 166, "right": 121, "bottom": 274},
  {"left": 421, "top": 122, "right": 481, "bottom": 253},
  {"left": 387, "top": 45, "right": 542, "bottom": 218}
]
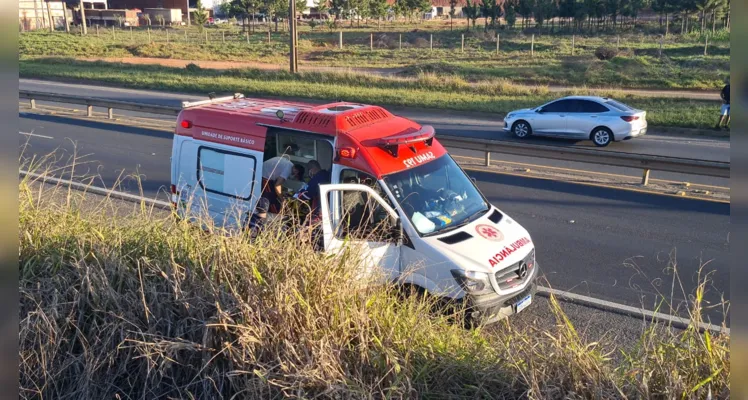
[
  {"left": 20, "top": 57, "right": 721, "bottom": 129},
  {"left": 20, "top": 28, "right": 730, "bottom": 89},
  {"left": 18, "top": 155, "right": 730, "bottom": 399}
]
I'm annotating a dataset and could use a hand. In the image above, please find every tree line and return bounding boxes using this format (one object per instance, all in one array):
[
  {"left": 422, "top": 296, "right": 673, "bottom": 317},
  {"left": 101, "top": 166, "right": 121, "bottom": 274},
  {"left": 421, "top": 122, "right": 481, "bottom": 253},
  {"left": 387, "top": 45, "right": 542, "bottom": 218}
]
[
  {"left": 220, "top": 0, "right": 729, "bottom": 34},
  {"left": 466, "top": 0, "right": 729, "bottom": 33}
]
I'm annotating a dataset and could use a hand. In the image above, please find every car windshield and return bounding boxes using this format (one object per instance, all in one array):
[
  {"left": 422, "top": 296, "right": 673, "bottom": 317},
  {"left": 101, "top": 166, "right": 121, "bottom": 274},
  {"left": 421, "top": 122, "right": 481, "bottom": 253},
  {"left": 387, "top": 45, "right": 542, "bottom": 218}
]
[
  {"left": 383, "top": 154, "right": 490, "bottom": 236},
  {"left": 605, "top": 99, "right": 634, "bottom": 112}
]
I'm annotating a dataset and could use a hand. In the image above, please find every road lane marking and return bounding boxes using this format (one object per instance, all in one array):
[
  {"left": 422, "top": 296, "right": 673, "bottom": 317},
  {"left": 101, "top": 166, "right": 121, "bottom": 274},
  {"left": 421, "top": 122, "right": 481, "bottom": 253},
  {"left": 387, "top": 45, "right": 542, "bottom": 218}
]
[
  {"left": 17, "top": 169, "right": 731, "bottom": 334},
  {"left": 19, "top": 131, "right": 53, "bottom": 139}
]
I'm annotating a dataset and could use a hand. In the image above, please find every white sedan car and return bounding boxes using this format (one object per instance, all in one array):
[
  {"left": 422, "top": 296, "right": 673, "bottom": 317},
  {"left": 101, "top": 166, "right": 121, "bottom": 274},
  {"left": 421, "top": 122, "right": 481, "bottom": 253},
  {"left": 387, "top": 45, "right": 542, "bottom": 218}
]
[{"left": 503, "top": 96, "right": 648, "bottom": 147}]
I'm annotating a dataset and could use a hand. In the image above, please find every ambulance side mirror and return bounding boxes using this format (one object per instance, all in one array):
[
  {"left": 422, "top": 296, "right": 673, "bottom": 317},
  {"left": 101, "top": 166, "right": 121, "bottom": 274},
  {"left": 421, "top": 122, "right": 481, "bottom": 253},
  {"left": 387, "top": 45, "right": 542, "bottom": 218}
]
[{"left": 394, "top": 217, "right": 403, "bottom": 246}]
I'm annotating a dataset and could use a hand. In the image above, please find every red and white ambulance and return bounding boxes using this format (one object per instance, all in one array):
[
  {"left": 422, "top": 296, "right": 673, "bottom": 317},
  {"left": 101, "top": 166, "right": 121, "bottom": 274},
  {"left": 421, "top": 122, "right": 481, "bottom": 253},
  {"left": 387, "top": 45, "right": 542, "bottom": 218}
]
[{"left": 170, "top": 93, "right": 538, "bottom": 324}]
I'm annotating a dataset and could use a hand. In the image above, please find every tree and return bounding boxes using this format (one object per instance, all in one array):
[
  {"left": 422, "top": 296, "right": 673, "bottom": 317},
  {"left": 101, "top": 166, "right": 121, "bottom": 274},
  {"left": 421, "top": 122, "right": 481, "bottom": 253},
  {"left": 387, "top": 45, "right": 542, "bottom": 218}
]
[
  {"left": 605, "top": 0, "right": 620, "bottom": 28},
  {"left": 534, "top": 0, "right": 556, "bottom": 28},
  {"left": 464, "top": 0, "right": 480, "bottom": 29},
  {"left": 504, "top": 0, "right": 518, "bottom": 27},
  {"left": 449, "top": 0, "right": 458, "bottom": 30},
  {"left": 192, "top": 0, "right": 209, "bottom": 31},
  {"left": 225, "top": 0, "right": 261, "bottom": 31},
  {"left": 369, "top": 0, "right": 388, "bottom": 27},
  {"left": 517, "top": 0, "right": 535, "bottom": 28}
]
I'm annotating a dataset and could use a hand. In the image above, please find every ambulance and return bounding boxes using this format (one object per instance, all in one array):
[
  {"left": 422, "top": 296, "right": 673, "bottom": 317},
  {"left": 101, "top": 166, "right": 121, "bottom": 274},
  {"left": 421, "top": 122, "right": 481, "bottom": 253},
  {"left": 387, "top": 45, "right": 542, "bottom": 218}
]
[{"left": 170, "top": 93, "right": 539, "bottom": 324}]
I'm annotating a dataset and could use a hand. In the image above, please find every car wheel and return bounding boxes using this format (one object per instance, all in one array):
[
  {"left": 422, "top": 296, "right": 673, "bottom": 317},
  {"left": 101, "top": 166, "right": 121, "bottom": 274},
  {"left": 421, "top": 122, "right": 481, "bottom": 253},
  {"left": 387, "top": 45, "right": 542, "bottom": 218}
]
[
  {"left": 512, "top": 120, "right": 532, "bottom": 139},
  {"left": 591, "top": 127, "right": 612, "bottom": 147}
]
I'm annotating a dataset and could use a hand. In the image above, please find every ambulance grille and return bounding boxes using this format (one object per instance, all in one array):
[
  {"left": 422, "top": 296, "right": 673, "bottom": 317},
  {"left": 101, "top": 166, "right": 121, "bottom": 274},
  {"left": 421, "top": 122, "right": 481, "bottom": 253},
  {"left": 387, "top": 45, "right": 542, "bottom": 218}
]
[
  {"left": 294, "top": 111, "right": 334, "bottom": 128},
  {"left": 344, "top": 108, "right": 390, "bottom": 128}
]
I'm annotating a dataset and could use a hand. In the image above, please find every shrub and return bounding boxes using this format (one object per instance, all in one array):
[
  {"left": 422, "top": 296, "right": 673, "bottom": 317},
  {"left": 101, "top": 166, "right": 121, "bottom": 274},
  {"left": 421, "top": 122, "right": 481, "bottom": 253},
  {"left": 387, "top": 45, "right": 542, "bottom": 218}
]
[
  {"left": 595, "top": 46, "right": 619, "bottom": 60},
  {"left": 185, "top": 62, "right": 202, "bottom": 72}
]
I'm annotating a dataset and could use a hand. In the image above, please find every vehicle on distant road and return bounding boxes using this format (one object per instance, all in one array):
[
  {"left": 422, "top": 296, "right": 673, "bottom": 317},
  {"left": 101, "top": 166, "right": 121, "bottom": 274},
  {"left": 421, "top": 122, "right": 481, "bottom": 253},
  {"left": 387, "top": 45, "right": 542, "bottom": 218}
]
[{"left": 503, "top": 96, "right": 647, "bottom": 147}]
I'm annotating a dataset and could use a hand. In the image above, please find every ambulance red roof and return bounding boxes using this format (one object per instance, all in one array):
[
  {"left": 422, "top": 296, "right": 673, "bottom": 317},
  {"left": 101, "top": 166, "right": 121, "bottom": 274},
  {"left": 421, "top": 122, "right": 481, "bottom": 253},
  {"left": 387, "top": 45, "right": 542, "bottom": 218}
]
[{"left": 176, "top": 96, "right": 448, "bottom": 178}]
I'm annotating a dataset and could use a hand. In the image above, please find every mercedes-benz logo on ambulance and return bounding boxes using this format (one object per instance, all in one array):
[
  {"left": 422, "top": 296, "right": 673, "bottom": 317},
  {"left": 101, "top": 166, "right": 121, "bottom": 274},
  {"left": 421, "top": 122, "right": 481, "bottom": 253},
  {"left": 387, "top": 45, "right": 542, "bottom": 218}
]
[
  {"left": 517, "top": 262, "right": 528, "bottom": 279},
  {"left": 475, "top": 224, "right": 504, "bottom": 242}
]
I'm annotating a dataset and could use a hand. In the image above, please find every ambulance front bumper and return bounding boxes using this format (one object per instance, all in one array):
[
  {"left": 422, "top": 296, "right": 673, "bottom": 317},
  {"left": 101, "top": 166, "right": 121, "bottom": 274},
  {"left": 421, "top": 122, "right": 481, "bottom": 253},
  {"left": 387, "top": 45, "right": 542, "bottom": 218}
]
[{"left": 464, "top": 262, "right": 539, "bottom": 325}]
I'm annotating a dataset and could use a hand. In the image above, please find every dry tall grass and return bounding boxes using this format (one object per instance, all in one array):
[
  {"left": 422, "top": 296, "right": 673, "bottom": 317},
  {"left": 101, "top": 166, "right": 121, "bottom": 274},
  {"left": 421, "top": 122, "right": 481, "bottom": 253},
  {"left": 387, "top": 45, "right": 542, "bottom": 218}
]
[{"left": 18, "top": 159, "right": 729, "bottom": 399}]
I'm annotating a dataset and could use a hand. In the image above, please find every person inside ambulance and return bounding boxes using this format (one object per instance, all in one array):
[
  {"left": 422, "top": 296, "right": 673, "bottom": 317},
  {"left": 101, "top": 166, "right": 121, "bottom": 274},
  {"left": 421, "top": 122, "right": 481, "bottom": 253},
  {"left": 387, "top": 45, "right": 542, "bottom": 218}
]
[
  {"left": 261, "top": 143, "right": 299, "bottom": 213},
  {"left": 293, "top": 160, "right": 331, "bottom": 223}
]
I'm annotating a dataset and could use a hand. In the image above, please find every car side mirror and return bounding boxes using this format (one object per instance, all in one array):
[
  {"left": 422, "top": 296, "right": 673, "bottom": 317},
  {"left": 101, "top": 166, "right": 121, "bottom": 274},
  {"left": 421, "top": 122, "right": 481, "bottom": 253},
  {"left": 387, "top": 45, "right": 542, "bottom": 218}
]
[
  {"left": 536, "top": 108, "right": 543, "bottom": 113},
  {"left": 470, "top": 177, "right": 477, "bottom": 184}
]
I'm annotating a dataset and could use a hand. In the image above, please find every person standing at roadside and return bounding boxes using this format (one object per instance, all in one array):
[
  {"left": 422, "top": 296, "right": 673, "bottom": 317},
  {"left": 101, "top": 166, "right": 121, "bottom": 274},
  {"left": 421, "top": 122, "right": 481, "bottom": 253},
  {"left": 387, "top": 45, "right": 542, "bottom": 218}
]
[{"left": 716, "top": 81, "right": 730, "bottom": 130}]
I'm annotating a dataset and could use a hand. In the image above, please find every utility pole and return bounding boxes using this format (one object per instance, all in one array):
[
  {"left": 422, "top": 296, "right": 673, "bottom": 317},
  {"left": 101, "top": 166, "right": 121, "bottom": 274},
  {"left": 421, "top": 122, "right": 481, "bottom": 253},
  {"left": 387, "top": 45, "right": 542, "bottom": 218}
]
[
  {"left": 63, "top": 1, "right": 70, "bottom": 32},
  {"left": 289, "top": 0, "right": 297, "bottom": 73},
  {"left": 186, "top": 0, "right": 191, "bottom": 26},
  {"left": 46, "top": 0, "right": 54, "bottom": 32},
  {"left": 79, "top": 0, "right": 87, "bottom": 35}
]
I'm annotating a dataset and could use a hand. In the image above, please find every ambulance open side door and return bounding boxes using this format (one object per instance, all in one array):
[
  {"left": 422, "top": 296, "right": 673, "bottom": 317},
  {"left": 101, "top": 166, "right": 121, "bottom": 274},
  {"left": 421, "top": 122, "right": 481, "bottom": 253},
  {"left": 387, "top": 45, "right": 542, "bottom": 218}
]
[{"left": 319, "top": 184, "right": 403, "bottom": 283}]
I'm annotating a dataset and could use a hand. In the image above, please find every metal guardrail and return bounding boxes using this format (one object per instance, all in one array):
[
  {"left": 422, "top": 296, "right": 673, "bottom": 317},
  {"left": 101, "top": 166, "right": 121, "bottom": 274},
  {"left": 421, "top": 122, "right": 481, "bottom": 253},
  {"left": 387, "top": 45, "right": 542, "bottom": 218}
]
[
  {"left": 20, "top": 90, "right": 180, "bottom": 118},
  {"left": 20, "top": 90, "right": 731, "bottom": 183},
  {"left": 436, "top": 135, "right": 731, "bottom": 181}
]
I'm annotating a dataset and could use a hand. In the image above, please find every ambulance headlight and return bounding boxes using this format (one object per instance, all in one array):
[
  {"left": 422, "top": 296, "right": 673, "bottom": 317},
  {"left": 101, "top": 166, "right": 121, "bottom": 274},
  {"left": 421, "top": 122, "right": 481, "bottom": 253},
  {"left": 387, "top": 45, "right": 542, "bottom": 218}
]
[{"left": 451, "top": 270, "right": 492, "bottom": 295}]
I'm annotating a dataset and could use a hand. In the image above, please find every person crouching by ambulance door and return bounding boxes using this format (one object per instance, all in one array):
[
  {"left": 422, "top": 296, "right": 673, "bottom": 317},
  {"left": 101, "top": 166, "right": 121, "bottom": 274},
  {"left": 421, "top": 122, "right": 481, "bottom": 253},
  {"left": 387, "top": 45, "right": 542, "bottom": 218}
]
[
  {"left": 245, "top": 197, "right": 270, "bottom": 240},
  {"left": 293, "top": 160, "right": 330, "bottom": 225},
  {"left": 261, "top": 143, "right": 299, "bottom": 214}
]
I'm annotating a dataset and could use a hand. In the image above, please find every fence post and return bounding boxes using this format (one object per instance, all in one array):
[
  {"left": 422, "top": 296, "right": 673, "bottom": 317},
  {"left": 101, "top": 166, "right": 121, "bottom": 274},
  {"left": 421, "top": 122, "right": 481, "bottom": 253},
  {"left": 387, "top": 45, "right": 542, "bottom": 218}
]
[
  {"left": 496, "top": 32, "right": 499, "bottom": 54},
  {"left": 399, "top": 33, "right": 402, "bottom": 50},
  {"left": 704, "top": 35, "right": 708, "bottom": 56},
  {"left": 370, "top": 33, "right": 373, "bottom": 50},
  {"left": 461, "top": 33, "right": 464, "bottom": 52},
  {"left": 641, "top": 169, "right": 650, "bottom": 186},
  {"left": 205, "top": 30, "right": 208, "bottom": 43},
  {"left": 222, "top": 30, "right": 225, "bottom": 43},
  {"left": 339, "top": 31, "right": 342, "bottom": 49},
  {"left": 430, "top": 33, "right": 433, "bottom": 51},
  {"left": 531, "top": 34, "right": 534, "bottom": 56},
  {"left": 87, "top": 105, "right": 93, "bottom": 117},
  {"left": 485, "top": 152, "right": 491, "bottom": 167},
  {"left": 571, "top": 34, "right": 575, "bottom": 55},
  {"left": 246, "top": 31, "right": 250, "bottom": 44},
  {"left": 95, "top": 24, "right": 99, "bottom": 36},
  {"left": 148, "top": 27, "right": 151, "bottom": 43},
  {"left": 108, "top": 107, "right": 113, "bottom": 119},
  {"left": 658, "top": 36, "right": 663, "bottom": 58},
  {"left": 267, "top": 30, "right": 271, "bottom": 44}
]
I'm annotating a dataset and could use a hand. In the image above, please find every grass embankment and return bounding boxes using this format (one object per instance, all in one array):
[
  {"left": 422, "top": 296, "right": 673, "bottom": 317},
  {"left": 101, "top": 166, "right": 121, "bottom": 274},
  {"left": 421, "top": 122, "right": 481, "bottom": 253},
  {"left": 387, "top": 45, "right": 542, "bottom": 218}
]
[
  {"left": 20, "top": 58, "right": 719, "bottom": 129},
  {"left": 20, "top": 29, "right": 730, "bottom": 89},
  {"left": 18, "top": 162, "right": 730, "bottom": 399}
]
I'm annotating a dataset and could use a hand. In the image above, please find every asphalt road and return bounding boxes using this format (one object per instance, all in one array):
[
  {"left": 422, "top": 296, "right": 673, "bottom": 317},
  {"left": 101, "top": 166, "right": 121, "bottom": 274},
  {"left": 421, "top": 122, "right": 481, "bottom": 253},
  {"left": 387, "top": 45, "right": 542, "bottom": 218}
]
[
  {"left": 20, "top": 79, "right": 730, "bottom": 187},
  {"left": 19, "top": 112, "right": 730, "bottom": 326}
]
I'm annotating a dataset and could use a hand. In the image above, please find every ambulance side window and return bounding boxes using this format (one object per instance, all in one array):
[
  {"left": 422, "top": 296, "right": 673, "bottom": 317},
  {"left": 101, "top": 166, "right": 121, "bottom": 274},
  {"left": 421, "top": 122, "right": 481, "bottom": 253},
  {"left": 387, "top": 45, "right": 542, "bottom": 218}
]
[{"left": 197, "top": 146, "right": 257, "bottom": 200}]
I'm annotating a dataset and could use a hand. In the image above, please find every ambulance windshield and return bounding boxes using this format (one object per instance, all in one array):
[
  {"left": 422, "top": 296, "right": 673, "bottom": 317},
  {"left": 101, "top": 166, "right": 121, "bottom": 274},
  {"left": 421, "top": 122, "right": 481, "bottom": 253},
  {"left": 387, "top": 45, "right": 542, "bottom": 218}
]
[{"left": 383, "top": 154, "right": 490, "bottom": 236}]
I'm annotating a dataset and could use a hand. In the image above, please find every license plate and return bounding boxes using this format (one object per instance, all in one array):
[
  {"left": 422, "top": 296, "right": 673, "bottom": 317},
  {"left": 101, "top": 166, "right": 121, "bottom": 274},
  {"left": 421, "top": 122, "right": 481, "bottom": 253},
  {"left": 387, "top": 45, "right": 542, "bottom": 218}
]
[{"left": 515, "top": 294, "right": 532, "bottom": 313}]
